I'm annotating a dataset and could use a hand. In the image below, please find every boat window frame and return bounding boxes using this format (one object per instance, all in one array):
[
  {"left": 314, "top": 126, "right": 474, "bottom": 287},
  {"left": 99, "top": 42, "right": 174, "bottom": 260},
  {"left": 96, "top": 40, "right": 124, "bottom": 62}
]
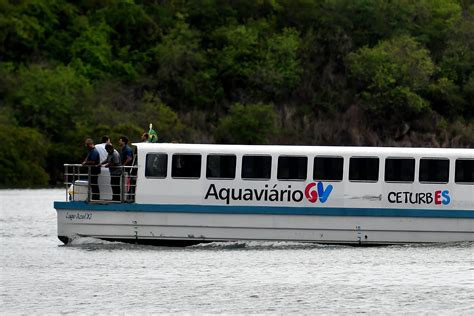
[
  {"left": 419, "top": 157, "right": 450, "bottom": 184},
  {"left": 171, "top": 153, "right": 202, "bottom": 179},
  {"left": 454, "top": 158, "right": 474, "bottom": 185},
  {"left": 349, "top": 156, "right": 380, "bottom": 183},
  {"left": 277, "top": 155, "right": 308, "bottom": 181},
  {"left": 241, "top": 154, "right": 272, "bottom": 181},
  {"left": 145, "top": 152, "right": 168, "bottom": 179},
  {"left": 384, "top": 157, "right": 415, "bottom": 183},
  {"left": 206, "top": 154, "right": 237, "bottom": 180},
  {"left": 313, "top": 156, "right": 344, "bottom": 182}
]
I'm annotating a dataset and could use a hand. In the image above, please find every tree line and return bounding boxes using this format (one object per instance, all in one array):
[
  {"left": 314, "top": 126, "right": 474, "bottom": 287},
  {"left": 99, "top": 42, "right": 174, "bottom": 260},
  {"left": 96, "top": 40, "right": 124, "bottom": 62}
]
[{"left": 0, "top": 0, "right": 473, "bottom": 187}]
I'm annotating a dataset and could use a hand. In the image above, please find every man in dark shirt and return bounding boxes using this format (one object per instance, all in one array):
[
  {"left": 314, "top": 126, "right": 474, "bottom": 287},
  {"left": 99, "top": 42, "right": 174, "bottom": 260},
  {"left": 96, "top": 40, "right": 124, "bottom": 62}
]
[
  {"left": 118, "top": 136, "right": 135, "bottom": 200},
  {"left": 118, "top": 136, "right": 134, "bottom": 166},
  {"left": 82, "top": 138, "right": 101, "bottom": 201}
]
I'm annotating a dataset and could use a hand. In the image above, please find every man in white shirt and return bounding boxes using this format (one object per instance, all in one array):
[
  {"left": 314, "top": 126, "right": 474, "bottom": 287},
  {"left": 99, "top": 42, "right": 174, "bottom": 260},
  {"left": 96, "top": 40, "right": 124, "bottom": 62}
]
[
  {"left": 95, "top": 135, "right": 111, "bottom": 162},
  {"left": 101, "top": 144, "right": 122, "bottom": 201},
  {"left": 95, "top": 136, "right": 112, "bottom": 200}
]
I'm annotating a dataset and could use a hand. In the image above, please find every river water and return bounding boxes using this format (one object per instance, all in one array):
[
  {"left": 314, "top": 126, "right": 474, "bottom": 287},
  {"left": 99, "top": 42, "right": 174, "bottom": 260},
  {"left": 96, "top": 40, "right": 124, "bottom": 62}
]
[{"left": 0, "top": 189, "right": 473, "bottom": 314}]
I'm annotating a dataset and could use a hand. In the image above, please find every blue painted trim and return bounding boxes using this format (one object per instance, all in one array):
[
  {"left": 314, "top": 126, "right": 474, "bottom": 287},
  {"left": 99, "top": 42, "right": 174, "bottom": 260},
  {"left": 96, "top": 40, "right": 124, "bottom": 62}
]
[{"left": 54, "top": 201, "right": 474, "bottom": 218}]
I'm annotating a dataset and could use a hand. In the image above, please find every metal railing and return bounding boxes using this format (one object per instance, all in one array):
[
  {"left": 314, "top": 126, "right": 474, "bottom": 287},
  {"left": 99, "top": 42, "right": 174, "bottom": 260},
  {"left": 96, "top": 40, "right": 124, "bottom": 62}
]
[{"left": 64, "top": 164, "right": 137, "bottom": 203}]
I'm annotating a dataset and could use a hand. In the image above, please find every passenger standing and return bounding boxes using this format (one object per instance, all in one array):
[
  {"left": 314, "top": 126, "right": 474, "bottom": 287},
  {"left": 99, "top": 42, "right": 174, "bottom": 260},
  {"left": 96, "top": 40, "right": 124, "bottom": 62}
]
[
  {"left": 118, "top": 136, "right": 134, "bottom": 166},
  {"left": 96, "top": 135, "right": 111, "bottom": 163},
  {"left": 119, "top": 136, "right": 135, "bottom": 201},
  {"left": 82, "top": 138, "right": 101, "bottom": 201},
  {"left": 101, "top": 144, "right": 122, "bottom": 201}
]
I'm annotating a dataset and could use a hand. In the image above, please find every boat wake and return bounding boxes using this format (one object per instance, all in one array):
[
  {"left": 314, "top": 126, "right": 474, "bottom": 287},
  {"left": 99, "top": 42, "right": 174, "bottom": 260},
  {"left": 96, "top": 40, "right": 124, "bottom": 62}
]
[
  {"left": 59, "top": 236, "right": 142, "bottom": 250},
  {"left": 387, "top": 241, "right": 474, "bottom": 249},
  {"left": 189, "top": 240, "right": 347, "bottom": 250},
  {"left": 59, "top": 237, "right": 472, "bottom": 251},
  {"left": 68, "top": 236, "right": 120, "bottom": 246},
  {"left": 59, "top": 237, "right": 345, "bottom": 251}
]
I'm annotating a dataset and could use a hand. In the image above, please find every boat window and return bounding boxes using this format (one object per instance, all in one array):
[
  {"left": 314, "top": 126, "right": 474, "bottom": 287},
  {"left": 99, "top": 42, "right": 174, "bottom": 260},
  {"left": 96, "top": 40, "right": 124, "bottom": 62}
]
[
  {"left": 145, "top": 153, "right": 168, "bottom": 178},
  {"left": 349, "top": 157, "right": 379, "bottom": 182},
  {"left": 385, "top": 158, "right": 415, "bottom": 182},
  {"left": 242, "top": 155, "right": 271, "bottom": 180},
  {"left": 313, "top": 156, "right": 343, "bottom": 181},
  {"left": 419, "top": 158, "right": 449, "bottom": 183},
  {"left": 277, "top": 156, "right": 307, "bottom": 181},
  {"left": 455, "top": 159, "right": 474, "bottom": 184},
  {"left": 172, "top": 154, "right": 202, "bottom": 178},
  {"left": 207, "top": 155, "right": 236, "bottom": 179}
]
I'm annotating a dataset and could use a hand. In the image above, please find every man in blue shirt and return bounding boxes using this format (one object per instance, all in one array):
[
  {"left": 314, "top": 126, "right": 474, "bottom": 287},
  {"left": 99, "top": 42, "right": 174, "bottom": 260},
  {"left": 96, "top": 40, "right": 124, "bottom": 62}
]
[
  {"left": 118, "top": 136, "right": 134, "bottom": 166},
  {"left": 118, "top": 136, "right": 135, "bottom": 201},
  {"left": 82, "top": 138, "right": 101, "bottom": 201}
]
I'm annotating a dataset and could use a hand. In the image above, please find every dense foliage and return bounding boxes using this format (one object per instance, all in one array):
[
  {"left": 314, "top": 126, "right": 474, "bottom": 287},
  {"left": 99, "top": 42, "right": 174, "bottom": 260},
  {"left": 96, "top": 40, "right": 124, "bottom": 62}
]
[{"left": 1, "top": 0, "right": 473, "bottom": 187}]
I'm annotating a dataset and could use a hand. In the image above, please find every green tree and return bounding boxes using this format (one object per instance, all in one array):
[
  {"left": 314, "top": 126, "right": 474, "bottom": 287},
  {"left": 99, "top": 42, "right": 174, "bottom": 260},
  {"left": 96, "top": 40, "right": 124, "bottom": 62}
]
[
  {"left": 406, "top": 0, "right": 461, "bottom": 57},
  {"left": 348, "top": 35, "right": 435, "bottom": 120},
  {"left": 12, "top": 64, "right": 92, "bottom": 139},
  {"left": 213, "top": 20, "right": 301, "bottom": 100},
  {"left": 253, "top": 27, "right": 301, "bottom": 96},
  {"left": 94, "top": 1, "right": 159, "bottom": 50},
  {"left": 215, "top": 103, "right": 277, "bottom": 144},
  {"left": 0, "top": 0, "right": 58, "bottom": 62},
  {"left": 70, "top": 21, "right": 114, "bottom": 78},
  {"left": 149, "top": 17, "right": 218, "bottom": 109},
  {"left": 8, "top": 63, "right": 93, "bottom": 183},
  {"left": 134, "top": 94, "right": 185, "bottom": 142},
  {"left": 76, "top": 89, "right": 185, "bottom": 144},
  {"left": 426, "top": 77, "right": 466, "bottom": 118},
  {"left": 463, "top": 73, "right": 474, "bottom": 117},
  {"left": 0, "top": 0, "right": 473, "bottom": 187},
  {"left": 440, "top": 22, "right": 474, "bottom": 86},
  {"left": 437, "top": 5, "right": 474, "bottom": 118},
  {"left": 0, "top": 123, "right": 49, "bottom": 187}
]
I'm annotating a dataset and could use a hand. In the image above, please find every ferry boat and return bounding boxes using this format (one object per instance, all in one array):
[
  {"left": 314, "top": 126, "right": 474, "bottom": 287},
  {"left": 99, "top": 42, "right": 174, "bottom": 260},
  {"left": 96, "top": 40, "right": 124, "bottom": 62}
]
[{"left": 54, "top": 143, "right": 474, "bottom": 245}]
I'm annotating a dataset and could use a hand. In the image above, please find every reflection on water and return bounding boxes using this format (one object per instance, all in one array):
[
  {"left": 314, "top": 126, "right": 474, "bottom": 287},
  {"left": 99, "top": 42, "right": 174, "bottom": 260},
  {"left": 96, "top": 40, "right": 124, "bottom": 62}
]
[{"left": 0, "top": 189, "right": 473, "bottom": 314}]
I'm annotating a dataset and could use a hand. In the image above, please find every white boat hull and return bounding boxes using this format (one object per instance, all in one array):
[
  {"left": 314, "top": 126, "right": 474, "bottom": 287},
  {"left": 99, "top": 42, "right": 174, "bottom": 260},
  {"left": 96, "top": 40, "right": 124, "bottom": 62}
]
[{"left": 56, "top": 207, "right": 474, "bottom": 245}]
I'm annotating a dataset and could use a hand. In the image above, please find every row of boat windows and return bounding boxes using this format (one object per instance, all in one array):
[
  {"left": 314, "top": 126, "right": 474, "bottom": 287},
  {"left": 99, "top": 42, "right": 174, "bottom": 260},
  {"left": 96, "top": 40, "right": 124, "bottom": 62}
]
[{"left": 145, "top": 153, "right": 474, "bottom": 184}]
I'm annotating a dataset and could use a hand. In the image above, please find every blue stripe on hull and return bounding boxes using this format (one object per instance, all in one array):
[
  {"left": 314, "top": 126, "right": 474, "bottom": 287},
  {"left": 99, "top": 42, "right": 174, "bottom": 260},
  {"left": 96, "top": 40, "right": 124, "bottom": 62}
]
[{"left": 54, "top": 201, "right": 474, "bottom": 218}]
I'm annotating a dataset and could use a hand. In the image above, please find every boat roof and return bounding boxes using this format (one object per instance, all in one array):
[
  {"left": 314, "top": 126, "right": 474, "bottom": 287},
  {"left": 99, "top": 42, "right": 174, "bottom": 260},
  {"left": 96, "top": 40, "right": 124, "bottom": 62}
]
[{"left": 134, "top": 143, "right": 474, "bottom": 158}]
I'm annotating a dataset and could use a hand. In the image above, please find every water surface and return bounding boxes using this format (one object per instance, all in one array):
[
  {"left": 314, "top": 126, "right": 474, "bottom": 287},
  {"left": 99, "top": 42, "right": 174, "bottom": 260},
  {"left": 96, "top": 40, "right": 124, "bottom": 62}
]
[{"left": 0, "top": 189, "right": 473, "bottom": 314}]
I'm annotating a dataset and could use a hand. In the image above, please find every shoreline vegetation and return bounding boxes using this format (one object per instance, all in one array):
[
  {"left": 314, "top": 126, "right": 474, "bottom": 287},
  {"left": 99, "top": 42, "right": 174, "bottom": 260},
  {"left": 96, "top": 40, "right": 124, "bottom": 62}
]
[{"left": 1, "top": 0, "right": 473, "bottom": 187}]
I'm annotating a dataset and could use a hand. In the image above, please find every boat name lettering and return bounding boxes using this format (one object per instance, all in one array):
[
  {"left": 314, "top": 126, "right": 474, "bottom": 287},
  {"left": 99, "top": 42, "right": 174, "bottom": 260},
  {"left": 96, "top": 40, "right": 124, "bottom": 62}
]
[
  {"left": 204, "top": 182, "right": 332, "bottom": 205},
  {"left": 387, "top": 190, "right": 450, "bottom": 205},
  {"left": 65, "top": 212, "right": 93, "bottom": 220}
]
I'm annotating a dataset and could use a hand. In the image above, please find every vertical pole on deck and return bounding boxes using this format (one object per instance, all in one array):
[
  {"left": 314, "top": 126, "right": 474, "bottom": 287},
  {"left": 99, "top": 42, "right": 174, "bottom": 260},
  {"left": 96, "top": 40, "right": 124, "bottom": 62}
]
[
  {"left": 73, "top": 165, "right": 77, "bottom": 201},
  {"left": 72, "top": 165, "right": 76, "bottom": 201},
  {"left": 65, "top": 165, "right": 68, "bottom": 201},
  {"left": 120, "top": 168, "right": 124, "bottom": 203},
  {"left": 87, "top": 166, "right": 91, "bottom": 202}
]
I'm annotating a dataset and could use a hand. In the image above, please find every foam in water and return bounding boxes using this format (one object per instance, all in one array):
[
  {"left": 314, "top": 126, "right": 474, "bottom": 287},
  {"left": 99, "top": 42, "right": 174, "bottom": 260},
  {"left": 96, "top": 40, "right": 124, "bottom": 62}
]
[
  {"left": 189, "top": 240, "right": 346, "bottom": 250},
  {"left": 67, "top": 236, "right": 124, "bottom": 246}
]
